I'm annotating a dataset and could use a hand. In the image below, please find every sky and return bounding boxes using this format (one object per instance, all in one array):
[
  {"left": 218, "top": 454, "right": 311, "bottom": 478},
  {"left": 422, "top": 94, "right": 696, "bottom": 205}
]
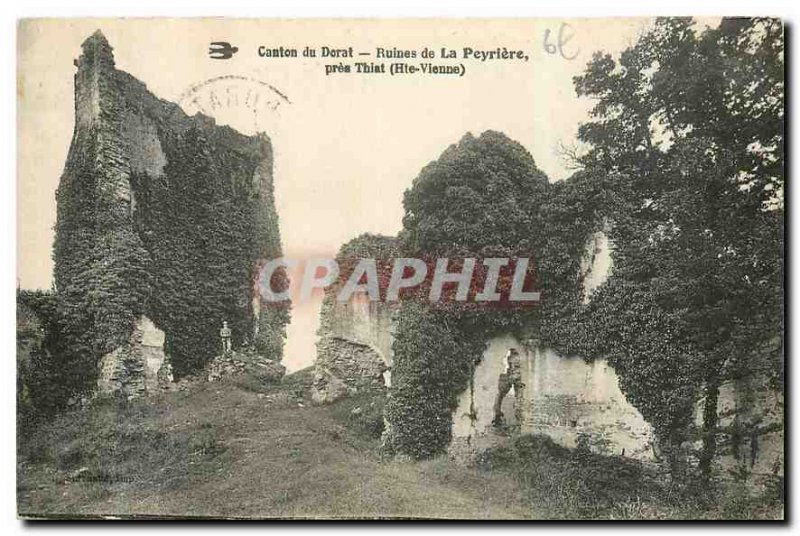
[{"left": 18, "top": 18, "right": 700, "bottom": 371}]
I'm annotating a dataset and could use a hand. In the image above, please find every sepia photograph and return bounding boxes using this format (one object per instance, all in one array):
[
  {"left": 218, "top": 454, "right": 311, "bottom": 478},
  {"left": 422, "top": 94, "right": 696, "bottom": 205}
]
[{"left": 15, "top": 15, "right": 784, "bottom": 521}]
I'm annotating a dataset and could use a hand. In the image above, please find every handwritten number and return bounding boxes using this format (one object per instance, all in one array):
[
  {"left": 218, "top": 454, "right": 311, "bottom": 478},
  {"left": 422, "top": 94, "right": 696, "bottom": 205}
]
[
  {"left": 543, "top": 29, "right": 558, "bottom": 55},
  {"left": 543, "top": 23, "right": 579, "bottom": 60}
]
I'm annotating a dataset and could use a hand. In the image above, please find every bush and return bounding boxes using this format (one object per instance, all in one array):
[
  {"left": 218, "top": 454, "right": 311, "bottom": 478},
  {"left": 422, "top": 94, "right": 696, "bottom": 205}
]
[
  {"left": 384, "top": 303, "right": 487, "bottom": 459},
  {"left": 476, "top": 434, "right": 783, "bottom": 519},
  {"left": 17, "top": 290, "right": 95, "bottom": 424},
  {"left": 328, "top": 392, "right": 387, "bottom": 440},
  {"left": 477, "top": 434, "right": 664, "bottom": 518}
]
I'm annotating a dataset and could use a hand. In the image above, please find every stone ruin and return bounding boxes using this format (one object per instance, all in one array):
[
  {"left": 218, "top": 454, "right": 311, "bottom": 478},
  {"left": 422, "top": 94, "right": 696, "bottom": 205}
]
[
  {"left": 312, "top": 293, "right": 394, "bottom": 403},
  {"left": 695, "top": 373, "right": 784, "bottom": 482},
  {"left": 449, "top": 336, "right": 655, "bottom": 461},
  {"left": 56, "top": 32, "right": 286, "bottom": 399},
  {"left": 97, "top": 316, "right": 173, "bottom": 399},
  {"left": 207, "top": 349, "right": 286, "bottom": 385},
  {"left": 449, "top": 228, "right": 655, "bottom": 461},
  {"left": 312, "top": 228, "right": 784, "bottom": 482}
]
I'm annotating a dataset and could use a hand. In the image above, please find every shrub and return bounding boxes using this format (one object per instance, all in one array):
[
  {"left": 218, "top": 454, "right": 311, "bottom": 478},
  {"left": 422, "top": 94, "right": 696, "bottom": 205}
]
[
  {"left": 477, "top": 434, "right": 664, "bottom": 518},
  {"left": 17, "top": 290, "right": 95, "bottom": 423}
]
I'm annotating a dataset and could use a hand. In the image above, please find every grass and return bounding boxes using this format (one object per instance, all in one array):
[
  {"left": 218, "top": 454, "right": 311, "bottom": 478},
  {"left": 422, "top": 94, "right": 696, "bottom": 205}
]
[
  {"left": 475, "top": 434, "right": 784, "bottom": 520},
  {"left": 17, "top": 368, "right": 783, "bottom": 520},
  {"left": 17, "top": 369, "right": 531, "bottom": 519}
]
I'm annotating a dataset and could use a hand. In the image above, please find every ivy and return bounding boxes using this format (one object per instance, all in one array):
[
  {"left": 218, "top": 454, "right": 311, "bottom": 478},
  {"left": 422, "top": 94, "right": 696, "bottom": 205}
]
[
  {"left": 386, "top": 131, "right": 562, "bottom": 459},
  {"left": 131, "top": 125, "right": 287, "bottom": 377},
  {"left": 52, "top": 57, "right": 288, "bottom": 388},
  {"left": 17, "top": 290, "right": 95, "bottom": 421},
  {"left": 384, "top": 303, "right": 487, "bottom": 458}
]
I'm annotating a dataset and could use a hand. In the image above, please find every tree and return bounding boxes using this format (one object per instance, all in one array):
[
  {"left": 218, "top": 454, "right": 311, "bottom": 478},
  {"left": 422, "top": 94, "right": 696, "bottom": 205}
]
[
  {"left": 572, "top": 17, "right": 783, "bottom": 474},
  {"left": 401, "top": 130, "right": 549, "bottom": 258}
]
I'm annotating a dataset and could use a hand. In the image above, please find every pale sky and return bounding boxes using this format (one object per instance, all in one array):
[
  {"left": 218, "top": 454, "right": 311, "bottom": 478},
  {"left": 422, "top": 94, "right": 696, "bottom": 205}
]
[{"left": 18, "top": 18, "right": 692, "bottom": 371}]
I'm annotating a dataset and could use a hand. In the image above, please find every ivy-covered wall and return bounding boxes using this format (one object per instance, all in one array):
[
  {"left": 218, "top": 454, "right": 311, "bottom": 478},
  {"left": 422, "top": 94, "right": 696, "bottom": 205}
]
[
  {"left": 17, "top": 290, "right": 81, "bottom": 422},
  {"left": 53, "top": 31, "right": 287, "bottom": 389},
  {"left": 384, "top": 131, "right": 582, "bottom": 459},
  {"left": 385, "top": 19, "right": 784, "bottom": 478},
  {"left": 381, "top": 133, "right": 651, "bottom": 461}
]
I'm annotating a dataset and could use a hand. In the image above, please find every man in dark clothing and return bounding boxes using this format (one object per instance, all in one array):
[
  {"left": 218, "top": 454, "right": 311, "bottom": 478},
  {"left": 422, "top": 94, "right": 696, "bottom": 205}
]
[{"left": 493, "top": 348, "right": 524, "bottom": 427}]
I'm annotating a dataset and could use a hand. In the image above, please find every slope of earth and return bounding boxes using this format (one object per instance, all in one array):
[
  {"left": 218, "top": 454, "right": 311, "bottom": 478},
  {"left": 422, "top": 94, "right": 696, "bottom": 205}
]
[{"left": 17, "top": 369, "right": 534, "bottom": 519}]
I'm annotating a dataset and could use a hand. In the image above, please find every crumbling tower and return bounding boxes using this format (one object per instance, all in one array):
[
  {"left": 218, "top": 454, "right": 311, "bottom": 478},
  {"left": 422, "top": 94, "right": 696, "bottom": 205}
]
[{"left": 54, "top": 32, "right": 288, "bottom": 397}]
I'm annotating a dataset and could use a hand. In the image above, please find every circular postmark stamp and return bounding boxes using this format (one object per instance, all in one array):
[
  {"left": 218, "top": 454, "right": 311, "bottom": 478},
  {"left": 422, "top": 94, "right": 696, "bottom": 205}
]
[{"left": 177, "top": 75, "right": 291, "bottom": 136}]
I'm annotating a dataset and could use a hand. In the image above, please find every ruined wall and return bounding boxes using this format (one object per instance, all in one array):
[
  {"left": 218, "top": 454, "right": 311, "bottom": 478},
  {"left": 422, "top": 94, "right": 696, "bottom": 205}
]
[
  {"left": 579, "top": 224, "right": 613, "bottom": 304},
  {"left": 448, "top": 228, "right": 649, "bottom": 459},
  {"left": 98, "top": 316, "right": 172, "bottom": 398},
  {"left": 450, "top": 229, "right": 783, "bottom": 475},
  {"left": 55, "top": 31, "right": 286, "bottom": 396},
  {"left": 450, "top": 335, "right": 655, "bottom": 461},
  {"left": 312, "top": 235, "right": 398, "bottom": 403},
  {"left": 312, "top": 293, "right": 393, "bottom": 403},
  {"left": 311, "top": 154, "right": 781, "bottom": 474},
  {"left": 322, "top": 293, "right": 395, "bottom": 364},
  {"left": 207, "top": 349, "right": 286, "bottom": 384}
]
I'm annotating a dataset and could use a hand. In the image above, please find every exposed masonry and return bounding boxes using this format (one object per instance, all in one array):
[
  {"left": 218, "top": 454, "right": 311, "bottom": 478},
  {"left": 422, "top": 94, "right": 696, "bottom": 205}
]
[
  {"left": 312, "top": 337, "right": 388, "bottom": 404},
  {"left": 98, "top": 316, "right": 173, "bottom": 399},
  {"left": 449, "top": 231, "right": 654, "bottom": 461},
  {"left": 449, "top": 336, "right": 655, "bottom": 462},
  {"left": 695, "top": 375, "right": 784, "bottom": 483},
  {"left": 207, "top": 349, "right": 286, "bottom": 384},
  {"left": 312, "top": 293, "right": 394, "bottom": 404}
]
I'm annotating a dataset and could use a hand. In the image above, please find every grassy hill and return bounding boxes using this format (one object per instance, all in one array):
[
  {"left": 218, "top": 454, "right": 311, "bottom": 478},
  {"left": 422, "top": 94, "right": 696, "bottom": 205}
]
[
  {"left": 17, "top": 369, "right": 533, "bottom": 519},
  {"left": 17, "top": 369, "right": 782, "bottom": 520}
]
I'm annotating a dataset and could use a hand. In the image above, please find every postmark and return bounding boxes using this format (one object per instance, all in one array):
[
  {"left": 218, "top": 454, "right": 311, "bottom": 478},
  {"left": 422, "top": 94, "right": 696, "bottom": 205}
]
[{"left": 177, "top": 75, "right": 291, "bottom": 135}]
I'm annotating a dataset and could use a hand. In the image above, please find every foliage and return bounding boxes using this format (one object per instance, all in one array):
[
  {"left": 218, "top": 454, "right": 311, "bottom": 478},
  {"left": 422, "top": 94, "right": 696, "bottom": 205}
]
[
  {"left": 384, "top": 302, "right": 488, "bottom": 458},
  {"left": 318, "top": 233, "right": 400, "bottom": 331},
  {"left": 477, "top": 434, "right": 664, "bottom": 518},
  {"left": 53, "top": 61, "right": 288, "bottom": 384},
  {"left": 401, "top": 130, "right": 549, "bottom": 257},
  {"left": 131, "top": 125, "right": 284, "bottom": 376},
  {"left": 386, "top": 19, "right": 783, "bottom": 468},
  {"left": 17, "top": 290, "right": 95, "bottom": 423},
  {"left": 387, "top": 132, "right": 555, "bottom": 459},
  {"left": 53, "top": 117, "right": 152, "bottom": 395},
  {"left": 567, "top": 17, "right": 784, "bottom": 468},
  {"left": 477, "top": 434, "right": 782, "bottom": 519},
  {"left": 536, "top": 170, "right": 610, "bottom": 347}
]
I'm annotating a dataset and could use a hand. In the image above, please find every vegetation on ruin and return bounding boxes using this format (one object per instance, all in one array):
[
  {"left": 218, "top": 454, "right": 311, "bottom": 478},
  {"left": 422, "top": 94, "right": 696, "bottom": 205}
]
[
  {"left": 385, "top": 18, "right": 784, "bottom": 478},
  {"left": 562, "top": 17, "right": 784, "bottom": 474},
  {"left": 317, "top": 233, "right": 400, "bottom": 333},
  {"left": 385, "top": 131, "right": 570, "bottom": 459},
  {"left": 53, "top": 121, "right": 152, "bottom": 404},
  {"left": 51, "top": 55, "right": 288, "bottom": 395},
  {"left": 17, "top": 290, "right": 87, "bottom": 423},
  {"left": 20, "top": 18, "right": 784, "bottom": 519},
  {"left": 131, "top": 125, "right": 287, "bottom": 377}
]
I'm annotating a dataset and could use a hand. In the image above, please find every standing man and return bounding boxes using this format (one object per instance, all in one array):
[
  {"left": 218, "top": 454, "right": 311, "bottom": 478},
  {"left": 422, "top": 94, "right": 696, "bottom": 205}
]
[
  {"left": 220, "top": 320, "right": 232, "bottom": 354},
  {"left": 493, "top": 348, "right": 525, "bottom": 427}
]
